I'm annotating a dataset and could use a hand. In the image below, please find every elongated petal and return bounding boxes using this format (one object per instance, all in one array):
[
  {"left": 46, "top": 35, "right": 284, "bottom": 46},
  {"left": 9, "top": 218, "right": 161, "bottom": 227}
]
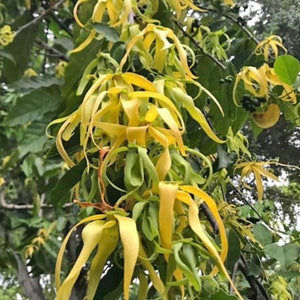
[
  {"left": 87, "top": 221, "right": 119, "bottom": 299},
  {"left": 70, "top": 30, "right": 96, "bottom": 54},
  {"left": 159, "top": 182, "right": 177, "bottom": 250},
  {"left": 187, "top": 199, "right": 243, "bottom": 300},
  {"left": 157, "top": 107, "right": 186, "bottom": 155},
  {"left": 252, "top": 168, "right": 264, "bottom": 200},
  {"left": 179, "top": 185, "right": 228, "bottom": 263},
  {"left": 138, "top": 244, "right": 166, "bottom": 297},
  {"left": 155, "top": 148, "right": 171, "bottom": 181},
  {"left": 56, "top": 216, "right": 108, "bottom": 299},
  {"left": 114, "top": 214, "right": 139, "bottom": 300},
  {"left": 122, "top": 73, "right": 157, "bottom": 92}
]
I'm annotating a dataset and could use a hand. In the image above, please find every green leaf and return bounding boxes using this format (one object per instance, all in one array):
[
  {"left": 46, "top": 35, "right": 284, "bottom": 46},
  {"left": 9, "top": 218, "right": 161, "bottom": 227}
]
[
  {"left": 274, "top": 55, "right": 300, "bottom": 85},
  {"left": 2, "top": 12, "right": 39, "bottom": 82},
  {"left": 5, "top": 86, "right": 61, "bottom": 126},
  {"left": 210, "top": 290, "right": 238, "bottom": 300},
  {"left": 226, "top": 229, "right": 241, "bottom": 269},
  {"left": 0, "top": 50, "right": 15, "bottom": 63},
  {"left": 50, "top": 159, "right": 87, "bottom": 206},
  {"left": 11, "top": 76, "right": 63, "bottom": 94},
  {"left": 253, "top": 223, "right": 273, "bottom": 245},
  {"left": 56, "top": 216, "right": 68, "bottom": 231},
  {"left": 92, "top": 23, "right": 119, "bottom": 42},
  {"left": 217, "top": 145, "right": 236, "bottom": 169},
  {"left": 18, "top": 121, "right": 49, "bottom": 156},
  {"left": 265, "top": 242, "right": 300, "bottom": 269}
]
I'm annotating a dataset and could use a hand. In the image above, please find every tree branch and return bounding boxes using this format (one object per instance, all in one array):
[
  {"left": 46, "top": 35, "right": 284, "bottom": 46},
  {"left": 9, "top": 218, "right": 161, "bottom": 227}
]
[
  {"left": 15, "top": 0, "right": 67, "bottom": 36},
  {"left": 237, "top": 255, "right": 271, "bottom": 300},
  {"left": 35, "top": 38, "right": 68, "bottom": 61},
  {"left": 174, "top": 20, "right": 227, "bottom": 71},
  {"left": 14, "top": 253, "right": 46, "bottom": 300},
  {"left": 0, "top": 192, "right": 72, "bottom": 210},
  {"left": 194, "top": 4, "right": 259, "bottom": 44}
]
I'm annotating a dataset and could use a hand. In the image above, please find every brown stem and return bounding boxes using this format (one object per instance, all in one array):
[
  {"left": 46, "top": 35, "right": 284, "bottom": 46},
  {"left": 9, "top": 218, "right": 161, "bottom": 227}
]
[
  {"left": 174, "top": 20, "right": 227, "bottom": 71},
  {"left": 35, "top": 38, "right": 68, "bottom": 61},
  {"left": 15, "top": 0, "right": 67, "bottom": 36}
]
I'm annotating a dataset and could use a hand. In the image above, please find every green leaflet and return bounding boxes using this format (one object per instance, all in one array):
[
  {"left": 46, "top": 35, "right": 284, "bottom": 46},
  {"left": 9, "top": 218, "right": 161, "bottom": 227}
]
[
  {"left": 124, "top": 147, "right": 144, "bottom": 190},
  {"left": 173, "top": 242, "right": 201, "bottom": 291},
  {"left": 138, "top": 146, "right": 159, "bottom": 190}
]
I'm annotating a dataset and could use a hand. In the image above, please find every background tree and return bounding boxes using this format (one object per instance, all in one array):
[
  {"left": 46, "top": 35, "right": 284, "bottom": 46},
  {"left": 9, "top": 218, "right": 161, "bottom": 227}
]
[{"left": 0, "top": 1, "right": 299, "bottom": 300}]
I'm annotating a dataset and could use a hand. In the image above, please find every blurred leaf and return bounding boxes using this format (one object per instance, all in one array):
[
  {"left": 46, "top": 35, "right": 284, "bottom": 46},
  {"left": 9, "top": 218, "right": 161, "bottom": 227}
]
[
  {"left": 217, "top": 145, "right": 236, "bottom": 169},
  {"left": 210, "top": 290, "right": 238, "bottom": 300},
  {"left": 92, "top": 23, "right": 119, "bottom": 42},
  {"left": 265, "top": 242, "right": 300, "bottom": 269},
  {"left": 253, "top": 223, "right": 273, "bottom": 245},
  {"left": 226, "top": 229, "right": 241, "bottom": 269},
  {"left": 274, "top": 55, "right": 300, "bottom": 85},
  {"left": 50, "top": 159, "right": 87, "bottom": 206},
  {"left": 18, "top": 121, "right": 48, "bottom": 156},
  {"left": 2, "top": 12, "right": 39, "bottom": 82},
  {"left": 5, "top": 86, "right": 61, "bottom": 126},
  {"left": 0, "top": 50, "right": 15, "bottom": 63},
  {"left": 11, "top": 76, "right": 63, "bottom": 94}
]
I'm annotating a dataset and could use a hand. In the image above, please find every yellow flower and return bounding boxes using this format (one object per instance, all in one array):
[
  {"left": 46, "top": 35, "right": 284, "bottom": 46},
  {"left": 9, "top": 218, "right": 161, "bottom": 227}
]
[
  {"left": 223, "top": 0, "right": 235, "bottom": 6},
  {"left": 55, "top": 60, "right": 68, "bottom": 78},
  {"left": 233, "top": 63, "right": 297, "bottom": 106},
  {"left": 234, "top": 160, "right": 280, "bottom": 200},
  {"left": 233, "top": 65, "right": 268, "bottom": 105},
  {"left": 74, "top": 0, "right": 132, "bottom": 28},
  {"left": 24, "top": 68, "right": 38, "bottom": 77},
  {"left": 0, "top": 25, "right": 14, "bottom": 46},
  {"left": 120, "top": 24, "right": 196, "bottom": 78},
  {"left": 166, "top": 0, "right": 204, "bottom": 19},
  {"left": 255, "top": 35, "right": 287, "bottom": 61}
]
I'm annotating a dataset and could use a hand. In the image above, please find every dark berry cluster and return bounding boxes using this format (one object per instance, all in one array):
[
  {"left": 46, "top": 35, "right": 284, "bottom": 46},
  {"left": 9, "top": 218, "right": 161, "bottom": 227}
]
[
  {"left": 191, "top": 19, "right": 201, "bottom": 32},
  {"left": 241, "top": 95, "right": 266, "bottom": 112}
]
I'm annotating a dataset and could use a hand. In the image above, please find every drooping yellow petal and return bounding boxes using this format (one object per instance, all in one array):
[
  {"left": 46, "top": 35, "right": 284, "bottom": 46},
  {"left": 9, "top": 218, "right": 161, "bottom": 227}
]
[
  {"left": 73, "top": 0, "right": 88, "bottom": 27},
  {"left": 158, "top": 182, "right": 177, "bottom": 250},
  {"left": 138, "top": 244, "right": 166, "bottom": 297},
  {"left": 179, "top": 185, "right": 228, "bottom": 263},
  {"left": 157, "top": 107, "right": 186, "bottom": 155},
  {"left": 114, "top": 214, "right": 139, "bottom": 300},
  {"left": 155, "top": 148, "right": 171, "bottom": 180},
  {"left": 252, "top": 168, "right": 264, "bottom": 201},
  {"left": 56, "top": 215, "right": 107, "bottom": 298},
  {"left": 186, "top": 197, "right": 243, "bottom": 300},
  {"left": 70, "top": 30, "right": 96, "bottom": 54},
  {"left": 121, "top": 97, "right": 140, "bottom": 126},
  {"left": 126, "top": 126, "right": 148, "bottom": 147},
  {"left": 180, "top": 94, "right": 225, "bottom": 144},
  {"left": 122, "top": 73, "right": 157, "bottom": 92},
  {"left": 87, "top": 221, "right": 119, "bottom": 299}
]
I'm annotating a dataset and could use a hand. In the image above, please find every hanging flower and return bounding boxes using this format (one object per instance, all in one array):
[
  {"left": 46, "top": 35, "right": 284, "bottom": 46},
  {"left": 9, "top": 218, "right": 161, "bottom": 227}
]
[
  {"left": 255, "top": 35, "right": 287, "bottom": 61},
  {"left": 0, "top": 25, "right": 14, "bottom": 46}
]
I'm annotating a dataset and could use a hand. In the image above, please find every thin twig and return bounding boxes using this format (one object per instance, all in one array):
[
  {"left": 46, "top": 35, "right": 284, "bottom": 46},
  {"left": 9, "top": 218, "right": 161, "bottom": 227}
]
[
  {"left": 230, "top": 183, "right": 266, "bottom": 221},
  {"left": 35, "top": 38, "right": 68, "bottom": 61},
  {"left": 225, "top": 14, "right": 259, "bottom": 44},
  {"left": 15, "top": 0, "right": 67, "bottom": 36},
  {"left": 0, "top": 192, "right": 72, "bottom": 210},
  {"left": 49, "top": 11, "right": 73, "bottom": 37},
  {"left": 194, "top": 4, "right": 259, "bottom": 44},
  {"left": 174, "top": 20, "right": 227, "bottom": 71}
]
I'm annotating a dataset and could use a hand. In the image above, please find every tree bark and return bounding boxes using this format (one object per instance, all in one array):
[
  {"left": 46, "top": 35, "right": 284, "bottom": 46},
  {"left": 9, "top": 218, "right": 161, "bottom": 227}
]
[{"left": 14, "top": 254, "right": 46, "bottom": 300}]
